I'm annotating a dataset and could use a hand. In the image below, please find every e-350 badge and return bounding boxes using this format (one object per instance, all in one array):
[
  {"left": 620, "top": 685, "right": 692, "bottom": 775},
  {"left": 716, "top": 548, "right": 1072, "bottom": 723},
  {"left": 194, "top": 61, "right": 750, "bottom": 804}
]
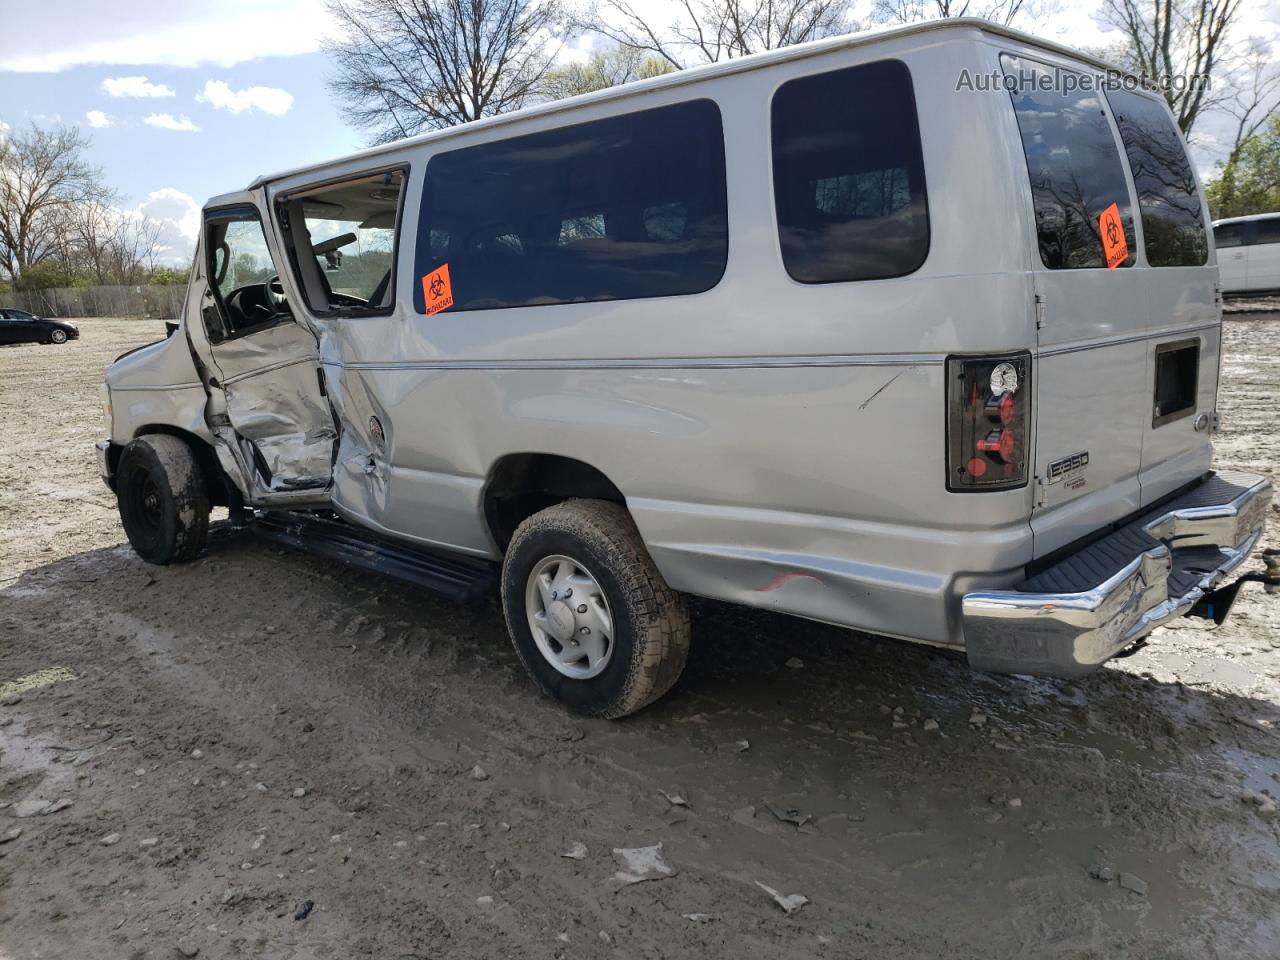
[{"left": 1046, "top": 451, "right": 1089, "bottom": 486}]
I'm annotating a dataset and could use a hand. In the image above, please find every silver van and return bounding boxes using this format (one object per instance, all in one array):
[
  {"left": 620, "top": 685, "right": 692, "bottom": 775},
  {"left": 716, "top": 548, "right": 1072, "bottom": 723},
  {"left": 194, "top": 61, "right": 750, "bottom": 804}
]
[{"left": 96, "top": 19, "right": 1274, "bottom": 717}]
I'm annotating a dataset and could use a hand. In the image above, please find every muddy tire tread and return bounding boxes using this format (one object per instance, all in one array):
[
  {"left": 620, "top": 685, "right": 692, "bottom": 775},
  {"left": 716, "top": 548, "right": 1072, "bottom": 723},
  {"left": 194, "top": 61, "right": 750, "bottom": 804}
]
[
  {"left": 502, "top": 499, "right": 690, "bottom": 719},
  {"left": 117, "top": 434, "right": 210, "bottom": 565}
]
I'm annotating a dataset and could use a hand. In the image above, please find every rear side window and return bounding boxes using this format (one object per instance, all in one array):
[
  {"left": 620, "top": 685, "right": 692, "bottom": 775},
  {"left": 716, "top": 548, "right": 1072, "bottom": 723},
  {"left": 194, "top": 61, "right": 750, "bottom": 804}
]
[
  {"left": 771, "top": 59, "right": 929, "bottom": 284},
  {"left": 1214, "top": 222, "right": 1246, "bottom": 248},
  {"left": 1107, "top": 90, "right": 1207, "bottom": 267},
  {"left": 414, "top": 99, "right": 728, "bottom": 312},
  {"left": 1002, "top": 54, "right": 1136, "bottom": 270},
  {"left": 1258, "top": 218, "right": 1280, "bottom": 244}
]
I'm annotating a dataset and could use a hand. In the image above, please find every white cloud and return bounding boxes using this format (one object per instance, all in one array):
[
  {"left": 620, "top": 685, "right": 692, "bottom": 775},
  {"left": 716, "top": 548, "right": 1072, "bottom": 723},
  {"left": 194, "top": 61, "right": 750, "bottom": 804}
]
[
  {"left": 144, "top": 113, "right": 200, "bottom": 132},
  {"left": 86, "top": 110, "right": 117, "bottom": 128},
  {"left": 101, "top": 75, "right": 176, "bottom": 98},
  {"left": 102, "top": 75, "right": 175, "bottom": 98},
  {"left": 197, "top": 79, "right": 294, "bottom": 116},
  {"left": 134, "top": 187, "right": 201, "bottom": 264},
  {"left": 0, "top": 1, "right": 334, "bottom": 72}
]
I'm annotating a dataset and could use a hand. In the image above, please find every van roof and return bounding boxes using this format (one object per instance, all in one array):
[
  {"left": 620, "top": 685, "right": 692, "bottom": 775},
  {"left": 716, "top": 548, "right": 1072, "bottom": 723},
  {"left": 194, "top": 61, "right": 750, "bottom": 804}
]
[
  {"left": 241, "top": 16, "right": 1142, "bottom": 195},
  {"left": 1212, "top": 212, "right": 1280, "bottom": 226}
]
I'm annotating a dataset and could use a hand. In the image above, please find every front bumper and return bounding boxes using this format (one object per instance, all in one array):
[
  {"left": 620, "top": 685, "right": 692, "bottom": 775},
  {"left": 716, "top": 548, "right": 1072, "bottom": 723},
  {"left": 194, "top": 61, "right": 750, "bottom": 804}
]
[
  {"left": 95, "top": 439, "right": 114, "bottom": 490},
  {"left": 963, "top": 471, "right": 1272, "bottom": 677}
]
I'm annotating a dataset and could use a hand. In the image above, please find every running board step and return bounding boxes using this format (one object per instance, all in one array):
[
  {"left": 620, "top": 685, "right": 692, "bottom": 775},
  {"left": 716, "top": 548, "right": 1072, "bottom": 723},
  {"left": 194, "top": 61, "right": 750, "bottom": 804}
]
[{"left": 251, "top": 511, "right": 498, "bottom": 602}]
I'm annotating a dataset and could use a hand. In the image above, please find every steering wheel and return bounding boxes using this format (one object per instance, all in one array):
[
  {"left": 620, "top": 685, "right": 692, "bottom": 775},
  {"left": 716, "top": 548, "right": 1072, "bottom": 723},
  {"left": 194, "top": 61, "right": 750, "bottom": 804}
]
[
  {"left": 263, "top": 275, "right": 288, "bottom": 312},
  {"left": 226, "top": 276, "right": 287, "bottom": 327}
]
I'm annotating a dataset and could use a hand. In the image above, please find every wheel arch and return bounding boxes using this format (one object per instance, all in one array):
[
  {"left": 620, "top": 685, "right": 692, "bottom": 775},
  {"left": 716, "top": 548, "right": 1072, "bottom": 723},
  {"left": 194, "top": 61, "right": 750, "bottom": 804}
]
[
  {"left": 482, "top": 453, "right": 627, "bottom": 551},
  {"left": 126, "top": 424, "right": 238, "bottom": 509}
]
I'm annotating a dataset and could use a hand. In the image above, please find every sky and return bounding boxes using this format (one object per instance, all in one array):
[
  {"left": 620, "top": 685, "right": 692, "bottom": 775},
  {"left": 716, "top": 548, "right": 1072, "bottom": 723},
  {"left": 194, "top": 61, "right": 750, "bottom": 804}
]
[{"left": 1, "top": 0, "right": 1277, "bottom": 265}]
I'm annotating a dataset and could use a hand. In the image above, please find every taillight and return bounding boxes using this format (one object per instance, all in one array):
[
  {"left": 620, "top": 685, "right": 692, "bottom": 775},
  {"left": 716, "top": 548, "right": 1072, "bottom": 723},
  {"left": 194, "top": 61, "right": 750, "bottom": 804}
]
[{"left": 947, "top": 353, "right": 1031, "bottom": 492}]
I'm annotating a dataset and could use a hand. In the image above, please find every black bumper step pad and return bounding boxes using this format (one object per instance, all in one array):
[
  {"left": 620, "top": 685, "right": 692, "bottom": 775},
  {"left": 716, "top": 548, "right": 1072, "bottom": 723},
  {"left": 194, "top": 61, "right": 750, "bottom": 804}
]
[{"left": 1019, "top": 471, "right": 1260, "bottom": 595}]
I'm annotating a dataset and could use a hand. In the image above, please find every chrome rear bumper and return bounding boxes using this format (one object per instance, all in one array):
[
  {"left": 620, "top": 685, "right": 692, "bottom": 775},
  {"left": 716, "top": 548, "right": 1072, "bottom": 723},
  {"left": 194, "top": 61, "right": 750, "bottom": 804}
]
[{"left": 963, "top": 471, "right": 1272, "bottom": 677}]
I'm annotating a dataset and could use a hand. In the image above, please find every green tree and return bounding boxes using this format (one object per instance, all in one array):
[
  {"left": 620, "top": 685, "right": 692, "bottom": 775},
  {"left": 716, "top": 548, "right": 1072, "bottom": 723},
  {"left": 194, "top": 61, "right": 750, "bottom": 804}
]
[
  {"left": 15, "top": 259, "right": 88, "bottom": 290},
  {"left": 149, "top": 267, "right": 191, "bottom": 286},
  {"left": 542, "top": 46, "right": 673, "bottom": 100},
  {"left": 1205, "top": 115, "right": 1280, "bottom": 219}
]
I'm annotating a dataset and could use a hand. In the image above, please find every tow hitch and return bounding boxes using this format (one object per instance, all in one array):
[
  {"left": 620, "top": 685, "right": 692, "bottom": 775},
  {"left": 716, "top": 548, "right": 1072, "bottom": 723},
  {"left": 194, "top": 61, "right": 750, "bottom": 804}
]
[{"left": 1188, "top": 548, "right": 1280, "bottom": 626}]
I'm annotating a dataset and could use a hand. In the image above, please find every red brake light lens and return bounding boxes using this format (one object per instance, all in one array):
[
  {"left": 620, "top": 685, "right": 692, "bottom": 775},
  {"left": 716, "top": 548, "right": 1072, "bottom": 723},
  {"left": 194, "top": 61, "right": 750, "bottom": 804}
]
[{"left": 946, "top": 354, "right": 1031, "bottom": 492}]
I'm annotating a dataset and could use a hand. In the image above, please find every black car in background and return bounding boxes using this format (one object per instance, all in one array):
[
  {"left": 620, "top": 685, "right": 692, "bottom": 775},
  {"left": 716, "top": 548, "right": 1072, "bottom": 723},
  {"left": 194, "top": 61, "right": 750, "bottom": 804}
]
[{"left": 0, "top": 308, "right": 80, "bottom": 345}]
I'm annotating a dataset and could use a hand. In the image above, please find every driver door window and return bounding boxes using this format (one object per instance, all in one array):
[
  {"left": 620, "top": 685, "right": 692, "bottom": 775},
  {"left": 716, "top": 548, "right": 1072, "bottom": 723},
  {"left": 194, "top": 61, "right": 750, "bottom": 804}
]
[{"left": 206, "top": 207, "right": 291, "bottom": 339}]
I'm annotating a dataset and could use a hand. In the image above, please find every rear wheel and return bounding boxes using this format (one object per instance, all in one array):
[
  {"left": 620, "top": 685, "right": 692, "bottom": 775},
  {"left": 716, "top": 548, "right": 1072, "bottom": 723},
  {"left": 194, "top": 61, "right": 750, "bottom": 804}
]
[
  {"left": 501, "top": 499, "right": 690, "bottom": 719},
  {"left": 116, "top": 434, "right": 210, "bottom": 564}
]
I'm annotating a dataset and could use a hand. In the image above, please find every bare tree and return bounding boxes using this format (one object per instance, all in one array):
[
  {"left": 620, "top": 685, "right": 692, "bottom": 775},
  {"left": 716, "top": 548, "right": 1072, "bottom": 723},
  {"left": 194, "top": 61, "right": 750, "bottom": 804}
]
[
  {"left": 1208, "top": 41, "right": 1280, "bottom": 218},
  {"left": 1098, "top": 0, "right": 1243, "bottom": 134},
  {"left": 0, "top": 124, "right": 111, "bottom": 283},
  {"left": 582, "top": 0, "right": 852, "bottom": 68},
  {"left": 541, "top": 45, "right": 674, "bottom": 100},
  {"left": 325, "top": 0, "right": 564, "bottom": 144},
  {"left": 1220, "top": 40, "right": 1280, "bottom": 167},
  {"left": 871, "top": 0, "right": 1044, "bottom": 27}
]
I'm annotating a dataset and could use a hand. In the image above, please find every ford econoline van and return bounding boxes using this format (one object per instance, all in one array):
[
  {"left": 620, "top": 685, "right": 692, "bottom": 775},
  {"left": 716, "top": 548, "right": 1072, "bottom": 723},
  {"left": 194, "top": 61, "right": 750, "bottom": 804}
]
[
  {"left": 96, "top": 19, "right": 1274, "bottom": 717},
  {"left": 1214, "top": 213, "right": 1280, "bottom": 295}
]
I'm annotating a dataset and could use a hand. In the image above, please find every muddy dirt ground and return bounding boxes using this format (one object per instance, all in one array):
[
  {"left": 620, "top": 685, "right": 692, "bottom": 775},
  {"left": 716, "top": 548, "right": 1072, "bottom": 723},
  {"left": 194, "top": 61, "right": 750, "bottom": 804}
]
[{"left": 2, "top": 317, "right": 1278, "bottom": 960}]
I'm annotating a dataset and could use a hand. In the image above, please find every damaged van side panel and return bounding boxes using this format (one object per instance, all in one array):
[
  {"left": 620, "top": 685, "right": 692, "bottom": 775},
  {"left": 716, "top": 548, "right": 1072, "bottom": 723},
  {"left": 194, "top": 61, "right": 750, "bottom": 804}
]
[{"left": 183, "top": 192, "right": 336, "bottom": 497}]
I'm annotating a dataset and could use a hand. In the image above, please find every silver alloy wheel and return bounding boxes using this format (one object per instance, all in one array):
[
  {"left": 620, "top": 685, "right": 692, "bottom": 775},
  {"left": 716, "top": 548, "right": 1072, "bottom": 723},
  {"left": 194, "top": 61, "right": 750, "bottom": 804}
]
[
  {"left": 50, "top": 329, "right": 67, "bottom": 344},
  {"left": 525, "top": 554, "right": 615, "bottom": 679}
]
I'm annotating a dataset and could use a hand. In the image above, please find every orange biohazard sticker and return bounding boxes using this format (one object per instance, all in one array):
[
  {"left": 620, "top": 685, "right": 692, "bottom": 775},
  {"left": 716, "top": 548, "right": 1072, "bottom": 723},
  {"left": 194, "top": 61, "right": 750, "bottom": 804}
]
[
  {"left": 1098, "top": 202, "right": 1128, "bottom": 270},
  {"left": 422, "top": 263, "right": 454, "bottom": 315}
]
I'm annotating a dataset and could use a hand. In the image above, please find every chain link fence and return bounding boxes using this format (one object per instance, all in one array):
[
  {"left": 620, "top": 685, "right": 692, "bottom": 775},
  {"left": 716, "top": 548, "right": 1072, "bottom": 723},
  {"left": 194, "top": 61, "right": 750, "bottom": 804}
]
[{"left": 1, "top": 285, "right": 185, "bottom": 320}]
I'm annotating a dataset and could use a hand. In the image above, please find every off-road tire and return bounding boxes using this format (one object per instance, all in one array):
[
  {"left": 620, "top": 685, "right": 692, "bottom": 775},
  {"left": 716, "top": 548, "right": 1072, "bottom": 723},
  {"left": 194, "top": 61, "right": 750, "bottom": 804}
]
[
  {"left": 116, "top": 434, "right": 210, "bottom": 565},
  {"left": 501, "top": 499, "right": 690, "bottom": 719}
]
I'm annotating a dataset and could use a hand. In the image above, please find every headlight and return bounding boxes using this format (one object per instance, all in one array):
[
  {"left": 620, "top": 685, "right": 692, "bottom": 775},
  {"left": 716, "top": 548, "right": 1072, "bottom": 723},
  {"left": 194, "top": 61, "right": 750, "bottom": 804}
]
[{"left": 99, "top": 383, "right": 113, "bottom": 435}]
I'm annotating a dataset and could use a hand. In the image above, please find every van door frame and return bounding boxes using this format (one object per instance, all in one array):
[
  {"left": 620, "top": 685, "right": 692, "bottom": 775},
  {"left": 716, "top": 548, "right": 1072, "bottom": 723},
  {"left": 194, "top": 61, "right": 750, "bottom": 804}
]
[{"left": 188, "top": 188, "right": 337, "bottom": 505}]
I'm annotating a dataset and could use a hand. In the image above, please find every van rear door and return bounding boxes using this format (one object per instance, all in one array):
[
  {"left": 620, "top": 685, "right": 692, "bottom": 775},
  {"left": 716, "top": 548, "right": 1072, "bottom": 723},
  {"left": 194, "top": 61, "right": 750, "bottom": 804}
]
[
  {"left": 1107, "top": 89, "right": 1217, "bottom": 506},
  {"left": 1001, "top": 53, "right": 1149, "bottom": 556}
]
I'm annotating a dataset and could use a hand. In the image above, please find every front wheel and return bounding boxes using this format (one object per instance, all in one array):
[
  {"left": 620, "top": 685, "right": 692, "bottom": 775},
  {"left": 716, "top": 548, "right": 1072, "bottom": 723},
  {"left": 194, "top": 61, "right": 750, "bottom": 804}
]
[
  {"left": 501, "top": 499, "right": 690, "bottom": 719},
  {"left": 116, "top": 434, "right": 210, "bottom": 564},
  {"left": 49, "top": 329, "right": 67, "bottom": 344}
]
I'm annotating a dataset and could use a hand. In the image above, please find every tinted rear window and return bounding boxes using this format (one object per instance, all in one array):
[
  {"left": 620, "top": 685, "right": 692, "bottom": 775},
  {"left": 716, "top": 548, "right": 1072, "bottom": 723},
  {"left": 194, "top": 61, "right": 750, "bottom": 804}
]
[
  {"left": 1106, "top": 90, "right": 1207, "bottom": 266},
  {"left": 771, "top": 59, "right": 929, "bottom": 284},
  {"left": 413, "top": 99, "right": 727, "bottom": 312},
  {"left": 1002, "top": 54, "right": 1136, "bottom": 270}
]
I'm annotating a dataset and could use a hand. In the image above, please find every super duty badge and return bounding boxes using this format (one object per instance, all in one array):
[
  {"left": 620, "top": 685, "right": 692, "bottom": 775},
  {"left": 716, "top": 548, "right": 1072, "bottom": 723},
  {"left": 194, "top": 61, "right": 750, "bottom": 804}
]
[{"left": 1047, "top": 451, "right": 1089, "bottom": 487}]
